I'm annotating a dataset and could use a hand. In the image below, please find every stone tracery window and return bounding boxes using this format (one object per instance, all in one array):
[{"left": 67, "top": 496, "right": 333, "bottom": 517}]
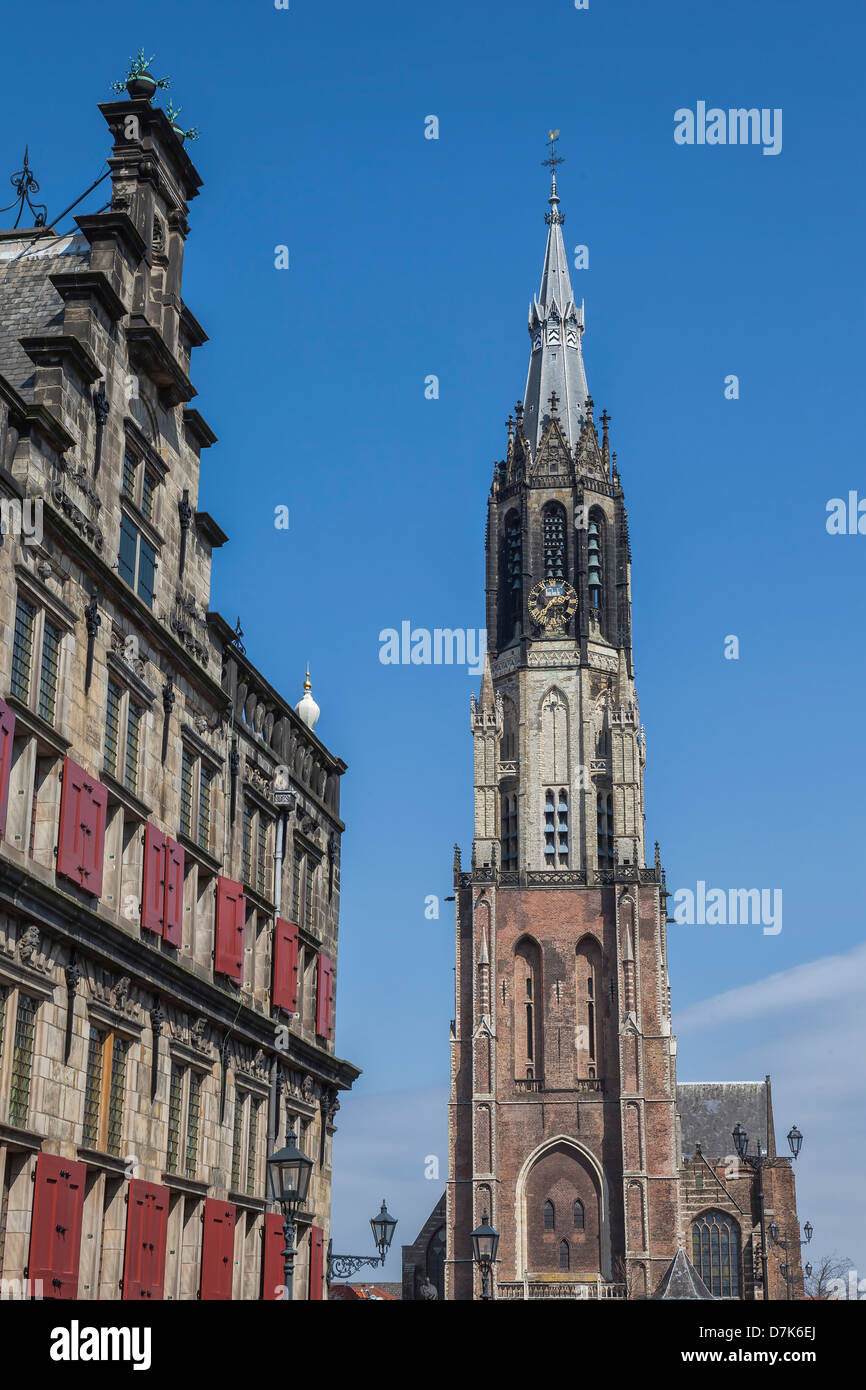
[{"left": 691, "top": 1210, "right": 741, "bottom": 1298}]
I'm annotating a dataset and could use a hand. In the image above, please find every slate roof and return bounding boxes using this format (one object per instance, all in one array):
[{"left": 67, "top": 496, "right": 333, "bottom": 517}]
[
  {"left": 678, "top": 1079, "right": 773, "bottom": 1161},
  {"left": 651, "top": 1246, "right": 716, "bottom": 1300},
  {"left": 0, "top": 232, "right": 90, "bottom": 398}
]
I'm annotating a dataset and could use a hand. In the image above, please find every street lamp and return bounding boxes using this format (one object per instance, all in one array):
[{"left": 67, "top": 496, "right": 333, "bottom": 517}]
[
  {"left": 471, "top": 1210, "right": 500, "bottom": 1300},
  {"left": 267, "top": 1123, "right": 314, "bottom": 1301},
  {"left": 327, "top": 1200, "right": 398, "bottom": 1289},
  {"left": 804, "top": 1222, "right": 813, "bottom": 1244},
  {"left": 732, "top": 1121, "right": 804, "bottom": 1301}
]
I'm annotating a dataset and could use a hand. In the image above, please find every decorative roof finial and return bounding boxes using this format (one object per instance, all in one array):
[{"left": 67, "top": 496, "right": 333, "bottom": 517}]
[{"left": 296, "top": 665, "right": 320, "bottom": 730}]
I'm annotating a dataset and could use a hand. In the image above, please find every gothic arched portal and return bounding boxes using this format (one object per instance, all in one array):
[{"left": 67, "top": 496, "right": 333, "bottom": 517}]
[{"left": 523, "top": 1140, "right": 602, "bottom": 1277}]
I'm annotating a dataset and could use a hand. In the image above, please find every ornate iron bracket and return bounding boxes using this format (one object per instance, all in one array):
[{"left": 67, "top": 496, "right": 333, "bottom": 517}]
[{"left": 326, "top": 1239, "right": 385, "bottom": 1289}]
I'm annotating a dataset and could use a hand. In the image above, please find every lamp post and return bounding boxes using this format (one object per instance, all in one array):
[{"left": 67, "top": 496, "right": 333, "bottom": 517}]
[
  {"left": 769, "top": 1218, "right": 812, "bottom": 1301},
  {"left": 326, "top": 1200, "right": 398, "bottom": 1289},
  {"left": 732, "top": 1122, "right": 803, "bottom": 1302},
  {"left": 266, "top": 1123, "right": 314, "bottom": 1301},
  {"left": 471, "top": 1210, "right": 500, "bottom": 1300}
]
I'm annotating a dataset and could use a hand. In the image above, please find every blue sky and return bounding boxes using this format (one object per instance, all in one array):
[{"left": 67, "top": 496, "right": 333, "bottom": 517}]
[{"left": 3, "top": 0, "right": 864, "bottom": 1282}]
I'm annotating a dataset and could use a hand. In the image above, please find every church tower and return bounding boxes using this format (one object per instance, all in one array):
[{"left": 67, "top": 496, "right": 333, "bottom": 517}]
[{"left": 446, "top": 149, "right": 680, "bottom": 1300}]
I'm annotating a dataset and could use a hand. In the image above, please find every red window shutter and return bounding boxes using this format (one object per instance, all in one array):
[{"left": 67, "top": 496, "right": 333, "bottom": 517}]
[
  {"left": 123, "top": 1180, "right": 169, "bottom": 1301},
  {"left": 201, "top": 1198, "right": 236, "bottom": 1300},
  {"left": 163, "top": 837, "right": 184, "bottom": 947},
  {"left": 28, "top": 1154, "right": 86, "bottom": 1300},
  {"left": 316, "top": 953, "right": 333, "bottom": 1039},
  {"left": 309, "top": 1224, "right": 324, "bottom": 1301},
  {"left": 262, "top": 1211, "right": 287, "bottom": 1300},
  {"left": 0, "top": 698, "right": 15, "bottom": 839},
  {"left": 85, "top": 775, "right": 108, "bottom": 897},
  {"left": 273, "top": 918, "right": 299, "bottom": 1013},
  {"left": 141, "top": 823, "right": 167, "bottom": 934},
  {"left": 56, "top": 758, "right": 108, "bottom": 896},
  {"left": 215, "top": 876, "right": 245, "bottom": 982}
]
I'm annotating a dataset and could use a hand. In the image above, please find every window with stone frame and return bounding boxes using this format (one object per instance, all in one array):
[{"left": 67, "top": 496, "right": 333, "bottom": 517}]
[
  {"left": 691, "top": 1210, "right": 741, "bottom": 1298},
  {"left": 291, "top": 846, "right": 318, "bottom": 931},
  {"left": 178, "top": 743, "right": 219, "bottom": 853},
  {"left": 118, "top": 450, "right": 161, "bottom": 609},
  {"left": 103, "top": 680, "right": 145, "bottom": 796},
  {"left": 5, "top": 991, "right": 38, "bottom": 1129},
  {"left": 81, "top": 1026, "right": 129, "bottom": 1155},
  {"left": 9, "top": 592, "right": 66, "bottom": 727},
  {"left": 241, "top": 798, "right": 273, "bottom": 899},
  {"left": 165, "top": 1061, "right": 207, "bottom": 1179},
  {"left": 230, "top": 1086, "right": 264, "bottom": 1197}
]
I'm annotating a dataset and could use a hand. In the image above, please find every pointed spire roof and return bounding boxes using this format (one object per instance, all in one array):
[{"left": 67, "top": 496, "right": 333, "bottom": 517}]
[
  {"left": 523, "top": 160, "right": 589, "bottom": 455},
  {"left": 651, "top": 1247, "right": 716, "bottom": 1300}
]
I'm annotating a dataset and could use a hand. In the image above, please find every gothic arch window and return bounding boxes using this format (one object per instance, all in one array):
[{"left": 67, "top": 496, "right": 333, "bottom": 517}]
[
  {"left": 500, "top": 696, "right": 517, "bottom": 763},
  {"left": 597, "top": 790, "right": 614, "bottom": 865},
  {"left": 501, "top": 791, "right": 518, "bottom": 870},
  {"left": 543, "top": 1199, "right": 555, "bottom": 1231},
  {"left": 573, "top": 1199, "right": 585, "bottom": 1230},
  {"left": 691, "top": 1210, "right": 741, "bottom": 1298},
  {"left": 559, "top": 1240, "right": 570, "bottom": 1271},
  {"left": 501, "top": 511, "right": 523, "bottom": 645},
  {"left": 575, "top": 936, "right": 603, "bottom": 1080},
  {"left": 514, "top": 937, "right": 542, "bottom": 1080},
  {"left": 542, "top": 502, "right": 567, "bottom": 578}
]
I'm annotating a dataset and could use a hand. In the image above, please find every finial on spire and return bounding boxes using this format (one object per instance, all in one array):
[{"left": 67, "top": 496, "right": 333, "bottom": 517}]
[
  {"left": 303, "top": 663, "right": 312, "bottom": 693},
  {"left": 542, "top": 130, "right": 565, "bottom": 225},
  {"left": 548, "top": 390, "right": 560, "bottom": 416}
]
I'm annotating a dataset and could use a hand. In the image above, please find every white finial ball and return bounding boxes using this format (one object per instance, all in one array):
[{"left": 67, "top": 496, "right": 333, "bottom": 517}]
[{"left": 296, "top": 668, "right": 320, "bottom": 730}]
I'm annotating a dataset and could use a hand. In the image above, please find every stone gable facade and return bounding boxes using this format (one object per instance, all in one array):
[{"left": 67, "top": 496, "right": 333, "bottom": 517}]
[{"left": 0, "top": 90, "right": 359, "bottom": 1301}]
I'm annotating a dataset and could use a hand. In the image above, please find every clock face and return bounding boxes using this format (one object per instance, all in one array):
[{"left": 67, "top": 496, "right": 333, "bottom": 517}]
[{"left": 528, "top": 578, "right": 578, "bottom": 632}]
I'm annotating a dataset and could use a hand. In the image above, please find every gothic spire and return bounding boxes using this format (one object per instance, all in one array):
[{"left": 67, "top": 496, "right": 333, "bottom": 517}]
[{"left": 523, "top": 148, "right": 589, "bottom": 455}]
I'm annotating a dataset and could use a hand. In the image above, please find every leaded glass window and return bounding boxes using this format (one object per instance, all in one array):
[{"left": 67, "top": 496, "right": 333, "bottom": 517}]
[
  {"left": 573, "top": 1199, "right": 585, "bottom": 1230},
  {"left": 124, "top": 702, "right": 143, "bottom": 794},
  {"left": 692, "top": 1210, "right": 741, "bottom": 1298},
  {"left": 198, "top": 766, "right": 213, "bottom": 850},
  {"left": 543, "top": 1199, "right": 555, "bottom": 1231},
  {"left": 105, "top": 681, "right": 122, "bottom": 775},
  {"left": 185, "top": 1070, "right": 202, "bottom": 1178},
  {"left": 11, "top": 597, "right": 35, "bottom": 702},
  {"left": 82, "top": 1027, "right": 104, "bottom": 1147},
  {"left": 107, "top": 1037, "right": 128, "bottom": 1155},
  {"left": 559, "top": 1240, "right": 570, "bottom": 1271},
  {"left": 8, "top": 994, "right": 36, "bottom": 1128},
  {"left": 246, "top": 1099, "right": 260, "bottom": 1196},
  {"left": 180, "top": 749, "right": 194, "bottom": 839},
  {"left": 230, "top": 1090, "right": 245, "bottom": 1191},
  {"left": 166, "top": 1064, "right": 183, "bottom": 1174},
  {"left": 256, "top": 816, "right": 268, "bottom": 897},
  {"left": 37, "top": 621, "right": 61, "bottom": 723}
]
